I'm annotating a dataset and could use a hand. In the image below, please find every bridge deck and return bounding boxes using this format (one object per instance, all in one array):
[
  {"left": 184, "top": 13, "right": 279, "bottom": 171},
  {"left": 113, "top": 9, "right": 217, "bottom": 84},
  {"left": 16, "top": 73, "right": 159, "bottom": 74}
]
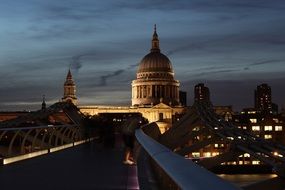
[{"left": 0, "top": 137, "right": 139, "bottom": 190}]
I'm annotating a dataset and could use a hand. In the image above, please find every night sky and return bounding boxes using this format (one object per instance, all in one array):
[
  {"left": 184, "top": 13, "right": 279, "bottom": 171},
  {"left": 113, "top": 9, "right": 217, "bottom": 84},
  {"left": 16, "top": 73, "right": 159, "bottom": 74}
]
[{"left": 0, "top": 0, "right": 284, "bottom": 111}]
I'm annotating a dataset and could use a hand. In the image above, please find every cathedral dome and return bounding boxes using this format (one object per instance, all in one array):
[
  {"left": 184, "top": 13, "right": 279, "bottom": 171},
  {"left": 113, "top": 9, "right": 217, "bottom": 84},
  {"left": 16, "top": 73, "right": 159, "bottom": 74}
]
[
  {"left": 131, "top": 25, "right": 180, "bottom": 107},
  {"left": 137, "top": 52, "right": 173, "bottom": 73}
]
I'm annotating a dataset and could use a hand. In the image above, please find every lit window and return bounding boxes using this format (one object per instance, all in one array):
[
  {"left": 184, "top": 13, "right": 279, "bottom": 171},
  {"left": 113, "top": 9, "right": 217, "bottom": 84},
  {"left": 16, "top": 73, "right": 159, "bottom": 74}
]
[
  {"left": 214, "top": 144, "right": 219, "bottom": 148},
  {"left": 264, "top": 126, "right": 272, "bottom": 131},
  {"left": 239, "top": 161, "right": 243, "bottom": 165},
  {"left": 212, "top": 152, "right": 219, "bottom": 156},
  {"left": 252, "top": 160, "right": 260, "bottom": 165},
  {"left": 252, "top": 126, "right": 260, "bottom": 131},
  {"left": 244, "top": 161, "right": 251, "bottom": 165},
  {"left": 203, "top": 152, "right": 211, "bottom": 157},
  {"left": 250, "top": 118, "right": 257, "bottom": 123},
  {"left": 273, "top": 118, "right": 279, "bottom": 123},
  {"left": 192, "top": 152, "right": 200, "bottom": 158},
  {"left": 193, "top": 127, "right": 200, "bottom": 131},
  {"left": 264, "top": 134, "right": 272, "bottom": 139},
  {"left": 275, "top": 126, "right": 283, "bottom": 131},
  {"left": 243, "top": 126, "right": 247, "bottom": 130},
  {"left": 244, "top": 153, "right": 250, "bottom": 157}
]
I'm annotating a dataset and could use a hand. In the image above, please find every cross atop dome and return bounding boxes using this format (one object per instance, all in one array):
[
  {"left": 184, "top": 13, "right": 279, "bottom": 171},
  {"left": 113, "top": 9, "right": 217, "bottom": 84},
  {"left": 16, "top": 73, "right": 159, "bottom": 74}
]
[{"left": 151, "top": 24, "right": 160, "bottom": 53}]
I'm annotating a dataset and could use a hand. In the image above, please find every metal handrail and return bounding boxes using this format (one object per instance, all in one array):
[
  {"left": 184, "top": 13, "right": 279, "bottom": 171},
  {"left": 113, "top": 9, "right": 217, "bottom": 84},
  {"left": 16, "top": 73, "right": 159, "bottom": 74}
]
[
  {"left": 0, "top": 124, "right": 77, "bottom": 131},
  {"left": 135, "top": 129, "right": 241, "bottom": 190}
]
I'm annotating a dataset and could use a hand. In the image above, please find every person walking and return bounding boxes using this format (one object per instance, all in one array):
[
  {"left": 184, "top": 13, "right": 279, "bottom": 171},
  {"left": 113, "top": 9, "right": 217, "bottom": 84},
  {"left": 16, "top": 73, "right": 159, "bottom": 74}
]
[{"left": 122, "top": 117, "right": 145, "bottom": 165}]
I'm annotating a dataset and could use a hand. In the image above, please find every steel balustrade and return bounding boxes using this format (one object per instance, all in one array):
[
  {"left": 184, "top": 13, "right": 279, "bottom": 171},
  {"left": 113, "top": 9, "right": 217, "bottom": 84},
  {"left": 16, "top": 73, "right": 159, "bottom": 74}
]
[{"left": 135, "top": 128, "right": 241, "bottom": 190}]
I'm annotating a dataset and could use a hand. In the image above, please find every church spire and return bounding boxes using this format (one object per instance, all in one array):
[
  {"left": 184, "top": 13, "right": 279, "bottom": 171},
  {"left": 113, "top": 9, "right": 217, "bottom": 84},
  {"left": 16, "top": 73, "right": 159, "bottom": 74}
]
[
  {"left": 62, "top": 69, "right": 77, "bottom": 105},
  {"left": 41, "top": 95, "right": 46, "bottom": 111},
  {"left": 151, "top": 24, "right": 160, "bottom": 53},
  {"left": 66, "top": 68, "right": 72, "bottom": 80}
]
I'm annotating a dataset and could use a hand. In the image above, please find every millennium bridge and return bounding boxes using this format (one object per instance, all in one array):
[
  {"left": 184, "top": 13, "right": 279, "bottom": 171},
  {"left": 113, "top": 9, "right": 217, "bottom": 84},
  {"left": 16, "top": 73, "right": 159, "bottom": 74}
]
[{"left": 0, "top": 101, "right": 285, "bottom": 190}]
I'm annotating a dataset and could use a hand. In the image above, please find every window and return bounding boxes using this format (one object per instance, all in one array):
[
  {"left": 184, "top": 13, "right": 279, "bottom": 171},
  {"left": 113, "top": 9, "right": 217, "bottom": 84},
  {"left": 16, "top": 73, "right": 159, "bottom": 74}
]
[
  {"left": 214, "top": 144, "right": 219, "bottom": 148},
  {"left": 244, "top": 153, "right": 250, "bottom": 157},
  {"left": 250, "top": 118, "right": 257, "bottom": 123},
  {"left": 264, "top": 126, "right": 272, "bottom": 131},
  {"left": 203, "top": 152, "right": 211, "bottom": 157},
  {"left": 252, "top": 126, "right": 260, "bottom": 131},
  {"left": 192, "top": 152, "right": 200, "bottom": 158},
  {"left": 159, "top": 113, "right": 163, "bottom": 120},
  {"left": 252, "top": 160, "right": 260, "bottom": 165},
  {"left": 275, "top": 126, "right": 283, "bottom": 131},
  {"left": 243, "top": 126, "right": 247, "bottom": 130},
  {"left": 244, "top": 161, "right": 251, "bottom": 165},
  {"left": 212, "top": 152, "right": 219, "bottom": 156},
  {"left": 264, "top": 134, "right": 272, "bottom": 139},
  {"left": 193, "top": 127, "right": 200, "bottom": 131}
]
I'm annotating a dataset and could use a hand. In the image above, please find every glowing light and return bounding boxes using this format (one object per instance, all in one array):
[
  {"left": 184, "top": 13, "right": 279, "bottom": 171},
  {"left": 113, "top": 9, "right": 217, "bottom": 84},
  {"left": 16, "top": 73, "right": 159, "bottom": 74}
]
[
  {"left": 275, "top": 126, "right": 282, "bottom": 131},
  {"left": 50, "top": 143, "right": 73, "bottom": 153},
  {"left": 3, "top": 150, "right": 49, "bottom": 165},
  {"left": 274, "top": 152, "right": 278, "bottom": 156}
]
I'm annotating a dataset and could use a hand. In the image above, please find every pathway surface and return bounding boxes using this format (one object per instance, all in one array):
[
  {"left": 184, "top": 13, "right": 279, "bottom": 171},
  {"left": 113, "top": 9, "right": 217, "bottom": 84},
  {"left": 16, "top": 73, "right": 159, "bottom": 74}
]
[{"left": 0, "top": 137, "right": 139, "bottom": 190}]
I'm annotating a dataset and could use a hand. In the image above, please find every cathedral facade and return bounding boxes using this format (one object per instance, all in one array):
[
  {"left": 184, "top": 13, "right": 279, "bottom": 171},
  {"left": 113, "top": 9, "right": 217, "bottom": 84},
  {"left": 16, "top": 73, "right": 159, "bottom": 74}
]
[
  {"left": 131, "top": 25, "right": 180, "bottom": 106},
  {"left": 78, "top": 26, "right": 185, "bottom": 133}
]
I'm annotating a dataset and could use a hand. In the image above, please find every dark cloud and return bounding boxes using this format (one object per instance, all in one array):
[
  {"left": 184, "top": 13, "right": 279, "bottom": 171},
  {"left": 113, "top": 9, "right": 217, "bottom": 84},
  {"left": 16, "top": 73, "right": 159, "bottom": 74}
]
[
  {"left": 96, "top": 63, "right": 139, "bottom": 86},
  {"left": 0, "top": 0, "right": 285, "bottom": 110},
  {"left": 251, "top": 59, "right": 282, "bottom": 66},
  {"left": 70, "top": 53, "right": 97, "bottom": 73}
]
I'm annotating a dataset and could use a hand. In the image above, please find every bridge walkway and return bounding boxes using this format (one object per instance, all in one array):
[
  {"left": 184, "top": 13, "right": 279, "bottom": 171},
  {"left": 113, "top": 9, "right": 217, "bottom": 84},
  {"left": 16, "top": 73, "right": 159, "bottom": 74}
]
[{"left": 0, "top": 135, "right": 139, "bottom": 190}]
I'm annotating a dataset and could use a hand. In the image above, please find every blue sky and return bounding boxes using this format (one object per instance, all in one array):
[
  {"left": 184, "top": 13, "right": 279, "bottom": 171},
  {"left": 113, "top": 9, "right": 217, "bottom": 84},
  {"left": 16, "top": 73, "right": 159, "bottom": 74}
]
[{"left": 0, "top": 0, "right": 284, "bottom": 111}]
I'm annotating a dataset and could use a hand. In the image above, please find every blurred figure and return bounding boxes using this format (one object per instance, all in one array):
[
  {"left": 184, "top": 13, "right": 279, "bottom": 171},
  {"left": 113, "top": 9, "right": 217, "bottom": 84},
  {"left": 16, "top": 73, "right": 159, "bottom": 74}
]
[{"left": 122, "top": 117, "right": 145, "bottom": 165}]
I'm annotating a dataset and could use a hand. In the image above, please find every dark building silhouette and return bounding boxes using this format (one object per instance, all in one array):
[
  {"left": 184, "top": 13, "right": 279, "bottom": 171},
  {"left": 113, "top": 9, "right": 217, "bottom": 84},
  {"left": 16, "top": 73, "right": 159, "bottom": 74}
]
[
  {"left": 254, "top": 83, "right": 272, "bottom": 113},
  {"left": 179, "top": 91, "right": 187, "bottom": 106},
  {"left": 194, "top": 83, "right": 210, "bottom": 102},
  {"left": 272, "top": 103, "right": 279, "bottom": 115},
  {"left": 41, "top": 95, "right": 46, "bottom": 111}
]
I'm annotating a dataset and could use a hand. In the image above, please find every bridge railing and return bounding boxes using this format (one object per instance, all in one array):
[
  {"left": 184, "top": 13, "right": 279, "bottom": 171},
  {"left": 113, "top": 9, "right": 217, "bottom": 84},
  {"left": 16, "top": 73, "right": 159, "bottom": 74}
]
[
  {"left": 0, "top": 124, "right": 86, "bottom": 162},
  {"left": 135, "top": 128, "right": 241, "bottom": 190}
]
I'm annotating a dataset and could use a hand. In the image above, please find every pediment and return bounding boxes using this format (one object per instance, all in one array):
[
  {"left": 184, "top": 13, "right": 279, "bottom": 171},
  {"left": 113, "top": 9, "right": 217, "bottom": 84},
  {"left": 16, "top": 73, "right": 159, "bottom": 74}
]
[{"left": 152, "top": 103, "right": 172, "bottom": 109}]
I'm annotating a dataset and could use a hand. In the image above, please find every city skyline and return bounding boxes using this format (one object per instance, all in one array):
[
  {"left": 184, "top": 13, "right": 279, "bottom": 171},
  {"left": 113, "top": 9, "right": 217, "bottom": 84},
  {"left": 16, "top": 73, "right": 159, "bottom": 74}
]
[{"left": 0, "top": 0, "right": 285, "bottom": 111}]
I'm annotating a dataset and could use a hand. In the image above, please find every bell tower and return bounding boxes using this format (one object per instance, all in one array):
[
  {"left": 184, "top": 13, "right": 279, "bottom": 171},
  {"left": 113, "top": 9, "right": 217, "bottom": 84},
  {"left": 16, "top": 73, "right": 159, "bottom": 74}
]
[{"left": 62, "top": 69, "right": 77, "bottom": 105}]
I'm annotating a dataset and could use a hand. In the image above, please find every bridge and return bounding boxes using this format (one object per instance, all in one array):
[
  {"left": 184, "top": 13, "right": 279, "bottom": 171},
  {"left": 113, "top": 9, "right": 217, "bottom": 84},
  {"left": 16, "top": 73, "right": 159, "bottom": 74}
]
[{"left": 0, "top": 101, "right": 285, "bottom": 189}]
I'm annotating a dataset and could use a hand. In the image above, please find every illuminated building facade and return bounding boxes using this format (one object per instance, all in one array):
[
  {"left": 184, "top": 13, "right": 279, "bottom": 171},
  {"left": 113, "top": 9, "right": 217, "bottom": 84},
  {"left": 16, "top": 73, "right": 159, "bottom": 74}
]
[
  {"left": 131, "top": 25, "right": 180, "bottom": 106},
  {"left": 187, "top": 85, "right": 285, "bottom": 167},
  {"left": 188, "top": 108, "right": 285, "bottom": 166},
  {"left": 79, "top": 26, "right": 185, "bottom": 133},
  {"left": 62, "top": 69, "right": 77, "bottom": 105}
]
